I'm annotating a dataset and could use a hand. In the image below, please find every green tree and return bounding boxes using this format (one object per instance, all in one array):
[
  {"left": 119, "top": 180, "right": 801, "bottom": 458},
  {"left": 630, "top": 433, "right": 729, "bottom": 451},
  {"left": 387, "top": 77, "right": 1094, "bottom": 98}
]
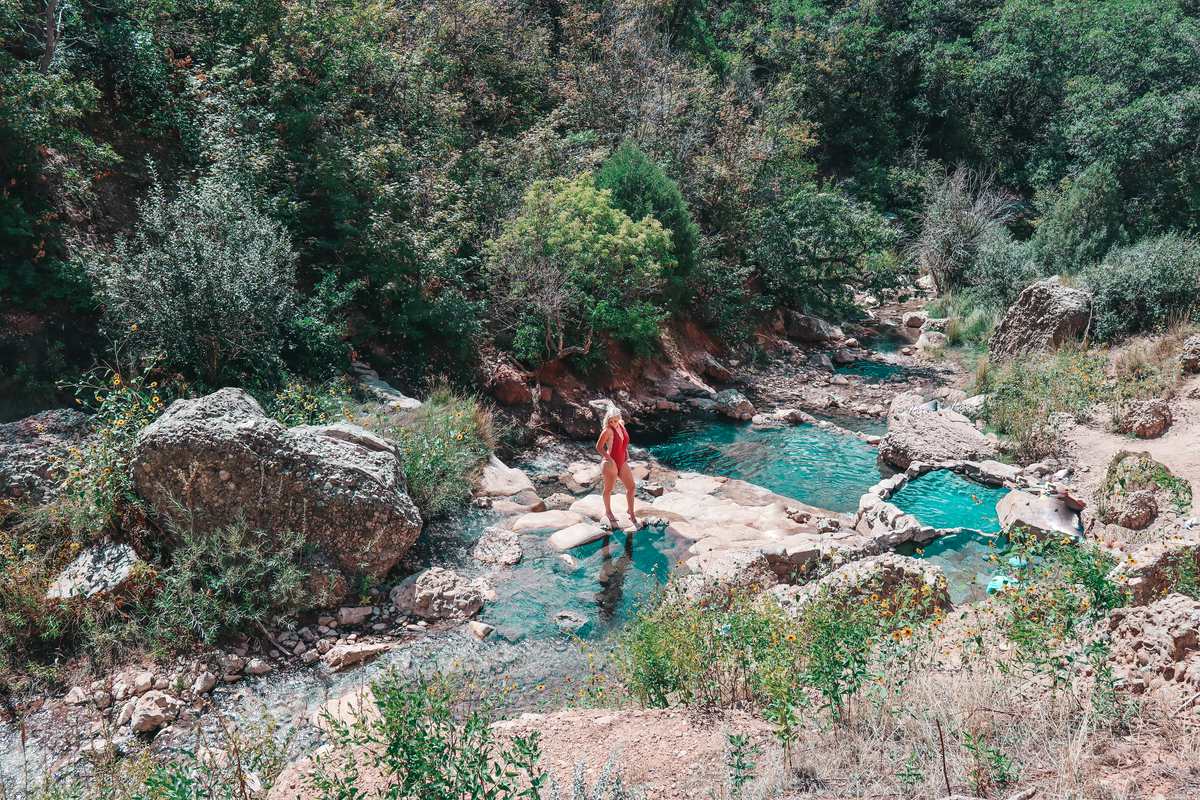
[
  {"left": 486, "top": 175, "right": 672, "bottom": 364},
  {"left": 749, "top": 182, "right": 900, "bottom": 313},
  {"left": 595, "top": 141, "right": 701, "bottom": 307},
  {"left": 1085, "top": 234, "right": 1200, "bottom": 342},
  {"left": 1032, "top": 162, "right": 1125, "bottom": 276}
]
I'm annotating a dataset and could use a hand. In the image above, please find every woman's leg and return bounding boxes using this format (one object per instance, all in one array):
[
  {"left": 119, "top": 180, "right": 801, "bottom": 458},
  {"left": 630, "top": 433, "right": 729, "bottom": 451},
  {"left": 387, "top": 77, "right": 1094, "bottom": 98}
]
[
  {"left": 619, "top": 462, "right": 639, "bottom": 527},
  {"left": 601, "top": 459, "right": 619, "bottom": 527}
]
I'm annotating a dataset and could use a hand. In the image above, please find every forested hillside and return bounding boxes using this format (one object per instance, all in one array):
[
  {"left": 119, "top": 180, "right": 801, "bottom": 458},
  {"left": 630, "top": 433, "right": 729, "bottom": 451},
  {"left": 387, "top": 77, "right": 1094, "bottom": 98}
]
[{"left": 3, "top": 0, "right": 1199, "bottom": 406}]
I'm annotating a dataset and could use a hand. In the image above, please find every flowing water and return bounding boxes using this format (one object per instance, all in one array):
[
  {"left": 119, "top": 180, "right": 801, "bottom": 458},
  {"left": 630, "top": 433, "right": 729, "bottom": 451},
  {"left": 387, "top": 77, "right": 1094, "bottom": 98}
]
[
  {"left": 896, "top": 531, "right": 1014, "bottom": 605},
  {"left": 645, "top": 418, "right": 886, "bottom": 513}
]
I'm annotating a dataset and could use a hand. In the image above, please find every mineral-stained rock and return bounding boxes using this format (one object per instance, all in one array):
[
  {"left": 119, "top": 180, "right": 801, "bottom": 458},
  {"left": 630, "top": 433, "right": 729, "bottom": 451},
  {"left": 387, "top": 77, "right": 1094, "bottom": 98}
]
[
  {"left": 1115, "top": 398, "right": 1172, "bottom": 439},
  {"left": 902, "top": 311, "right": 927, "bottom": 328},
  {"left": 988, "top": 277, "right": 1092, "bottom": 361},
  {"left": 997, "top": 490, "right": 1079, "bottom": 539},
  {"left": 390, "top": 567, "right": 484, "bottom": 622},
  {"left": 1104, "top": 593, "right": 1200, "bottom": 700},
  {"left": 878, "top": 407, "right": 997, "bottom": 469},
  {"left": 45, "top": 542, "right": 143, "bottom": 600},
  {"left": 916, "top": 331, "right": 947, "bottom": 352},
  {"left": 472, "top": 526, "right": 522, "bottom": 566},
  {"left": 714, "top": 389, "right": 755, "bottom": 421},
  {"left": 0, "top": 408, "right": 90, "bottom": 502},
  {"left": 131, "top": 389, "right": 422, "bottom": 592},
  {"left": 1102, "top": 489, "right": 1158, "bottom": 530}
]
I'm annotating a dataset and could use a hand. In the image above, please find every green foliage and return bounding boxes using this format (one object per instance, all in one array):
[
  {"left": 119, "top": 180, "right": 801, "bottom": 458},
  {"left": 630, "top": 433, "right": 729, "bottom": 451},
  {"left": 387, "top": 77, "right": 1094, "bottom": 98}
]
[
  {"left": 724, "top": 733, "right": 759, "bottom": 799},
  {"left": 927, "top": 293, "right": 1000, "bottom": 349},
  {"left": 548, "top": 759, "right": 647, "bottom": 800},
  {"left": 86, "top": 171, "right": 348, "bottom": 389},
  {"left": 618, "top": 581, "right": 940, "bottom": 728},
  {"left": 962, "top": 731, "right": 1019, "bottom": 796},
  {"left": 265, "top": 376, "right": 353, "bottom": 427},
  {"left": 749, "top": 182, "right": 901, "bottom": 313},
  {"left": 144, "top": 517, "right": 311, "bottom": 649},
  {"left": 1032, "top": 161, "right": 1126, "bottom": 276},
  {"left": 595, "top": 142, "right": 701, "bottom": 307},
  {"left": 313, "top": 672, "right": 548, "bottom": 800},
  {"left": 487, "top": 175, "right": 672, "bottom": 364},
  {"left": 49, "top": 366, "right": 172, "bottom": 537},
  {"left": 995, "top": 535, "right": 1128, "bottom": 672},
  {"left": 980, "top": 350, "right": 1110, "bottom": 462},
  {"left": 362, "top": 387, "right": 495, "bottom": 519},
  {"left": 1085, "top": 234, "right": 1200, "bottom": 342}
]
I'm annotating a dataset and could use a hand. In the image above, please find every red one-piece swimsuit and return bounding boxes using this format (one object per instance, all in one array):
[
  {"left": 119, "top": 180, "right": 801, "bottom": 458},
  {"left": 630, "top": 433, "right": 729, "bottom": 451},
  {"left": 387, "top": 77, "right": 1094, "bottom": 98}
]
[{"left": 610, "top": 424, "right": 629, "bottom": 468}]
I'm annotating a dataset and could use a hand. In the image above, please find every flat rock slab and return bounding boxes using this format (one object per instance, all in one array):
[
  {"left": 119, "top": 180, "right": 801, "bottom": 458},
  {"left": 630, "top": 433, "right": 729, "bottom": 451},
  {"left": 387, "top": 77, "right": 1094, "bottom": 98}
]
[
  {"left": 548, "top": 522, "right": 609, "bottom": 551},
  {"left": 568, "top": 494, "right": 661, "bottom": 521},
  {"left": 478, "top": 455, "right": 536, "bottom": 497},
  {"left": 45, "top": 542, "right": 142, "bottom": 600},
  {"left": 511, "top": 509, "right": 585, "bottom": 533}
]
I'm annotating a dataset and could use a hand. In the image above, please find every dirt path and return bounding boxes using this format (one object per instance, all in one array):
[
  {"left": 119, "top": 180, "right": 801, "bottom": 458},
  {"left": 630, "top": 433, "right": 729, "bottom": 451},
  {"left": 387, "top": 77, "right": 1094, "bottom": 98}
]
[{"left": 1065, "top": 374, "right": 1200, "bottom": 516}]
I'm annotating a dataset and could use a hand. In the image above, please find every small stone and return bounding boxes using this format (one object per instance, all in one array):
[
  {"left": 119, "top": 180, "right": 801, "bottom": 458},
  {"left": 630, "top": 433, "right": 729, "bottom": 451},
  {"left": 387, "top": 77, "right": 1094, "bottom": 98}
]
[
  {"left": 93, "top": 691, "right": 113, "bottom": 710},
  {"left": 337, "top": 606, "right": 373, "bottom": 627},
  {"left": 130, "top": 691, "right": 181, "bottom": 734},
  {"left": 64, "top": 686, "right": 88, "bottom": 705},
  {"left": 301, "top": 650, "right": 320, "bottom": 665},
  {"left": 244, "top": 658, "right": 271, "bottom": 676},
  {"left": 132, "top": 670, "right": 154, "bottom": 695},
  {"left": 468, "top": 621, "right": 495, "bottom": 640},
  {"left": 192, "top": 672, "right": 218, "bottom": 695}
]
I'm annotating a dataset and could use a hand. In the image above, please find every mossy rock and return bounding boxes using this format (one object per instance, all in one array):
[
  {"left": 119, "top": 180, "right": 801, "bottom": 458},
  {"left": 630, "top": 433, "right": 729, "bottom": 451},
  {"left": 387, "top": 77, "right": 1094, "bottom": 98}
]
[{"left": 1099, "top": 450, "right": 1193, "bottom": 521}]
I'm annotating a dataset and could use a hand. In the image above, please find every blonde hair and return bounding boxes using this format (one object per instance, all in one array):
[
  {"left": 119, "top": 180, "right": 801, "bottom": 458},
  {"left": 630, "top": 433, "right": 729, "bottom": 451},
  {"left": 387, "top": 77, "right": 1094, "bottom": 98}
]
[{"left": 602, "top": 403, "right": 623, "bottom": 427}]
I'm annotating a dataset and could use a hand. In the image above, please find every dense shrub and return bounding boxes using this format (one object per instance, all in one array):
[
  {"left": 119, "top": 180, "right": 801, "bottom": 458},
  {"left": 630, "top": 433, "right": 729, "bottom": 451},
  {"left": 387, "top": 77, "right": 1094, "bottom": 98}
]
[
  {"left": 749, "top": 182, "right": 901, "bottom": 314},
  {"left": 595, "top": 142, "right": 700, "bottom": 307},
  {"left": 486, "top": 175, "right": 672, "bottom": 364},
  {"left": 1085, "top": 234, "right": 1200, "bottom": 342},
  {"left": 264, "top": 376, "right": 353, "bottom": 427},
  {"left": 143, "top": 518, "right": 312, "bottom": 650},
  {"left": 1031, "top": 162, "right": 1125, "bottom": 276},
  {"left": 363, "top": 387, "right": 495, "bottom": 519},
  {"left": 313, "top": 672, "right": 547, "bottom": 800},
  {"left": 86, "top": 173, "right": 348, "bottom": 388},
  {"left": 908, "top": 167, "right": 1018, "bottom": 295}
]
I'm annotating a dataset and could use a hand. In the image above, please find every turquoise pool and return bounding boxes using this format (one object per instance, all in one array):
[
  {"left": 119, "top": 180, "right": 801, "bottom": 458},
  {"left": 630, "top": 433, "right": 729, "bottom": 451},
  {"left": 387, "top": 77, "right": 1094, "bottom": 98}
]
[
  {"left": 419, "top": 510, "right": 682, "bottom": 643},
  {"left": 835, "top": 359, "right": 909, "bottom": 383},
  {"left": 646, "top": 418, "right": 884, "bottom": 513},
  {"left": 890, "top": 470, "right": 1010, "bottom": 533},
  {"left": 897, "top": 531, "right": 1012, "bottom": 605}
]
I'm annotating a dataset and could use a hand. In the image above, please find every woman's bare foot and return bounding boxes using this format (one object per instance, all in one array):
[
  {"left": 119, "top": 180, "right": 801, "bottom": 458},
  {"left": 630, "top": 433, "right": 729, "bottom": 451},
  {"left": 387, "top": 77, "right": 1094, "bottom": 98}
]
[
  {"left": 605, "top": 512, "right": 619, "bottom": 529},
  {"left": 627, "top": 511, "right": 641, "bottom": 529}
]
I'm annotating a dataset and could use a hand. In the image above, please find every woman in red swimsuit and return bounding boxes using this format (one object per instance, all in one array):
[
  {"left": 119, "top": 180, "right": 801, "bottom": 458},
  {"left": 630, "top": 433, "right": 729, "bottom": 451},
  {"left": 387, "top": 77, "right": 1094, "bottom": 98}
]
[{"left": 596, "top": 404, "right": 640, "bottom": 530}]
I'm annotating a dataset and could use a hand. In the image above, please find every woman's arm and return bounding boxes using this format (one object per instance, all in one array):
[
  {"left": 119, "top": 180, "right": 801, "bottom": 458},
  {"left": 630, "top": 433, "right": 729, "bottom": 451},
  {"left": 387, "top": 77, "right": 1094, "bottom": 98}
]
[{"left": 595, "top": 428, "right": 612, "bottom": 460}]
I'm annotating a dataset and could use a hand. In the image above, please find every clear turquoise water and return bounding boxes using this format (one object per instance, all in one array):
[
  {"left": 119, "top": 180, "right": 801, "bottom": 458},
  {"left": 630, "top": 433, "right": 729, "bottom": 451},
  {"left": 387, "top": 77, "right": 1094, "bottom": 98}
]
[
  {"left": 889, "top": 470, "right": 1010, "bottom": 533},
  {"left": 896, "top": 531, "right": 1012, "bottom": 605},
  {"left": 861, "top": 331, "right": 908, "bottom": 353},
  {"left": 810, "top": 411, "right": 888, "bottom": 436},
  {"left": 646, "top": 419, "right": 884, "bottom": 513},
  {"left": 420, "top": 510, "right": 681, "bottom": 643},
  {"left": 835, "top": 359, "right": 909, "bottom": 382}
]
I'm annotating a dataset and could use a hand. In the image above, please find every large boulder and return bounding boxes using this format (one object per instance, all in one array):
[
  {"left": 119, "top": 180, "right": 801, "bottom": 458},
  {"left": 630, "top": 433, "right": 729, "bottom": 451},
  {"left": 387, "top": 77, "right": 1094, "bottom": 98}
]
[
  {"left": 477, "top": 456, "right": 536, "bottom": 497},
  {"left": 0, "top": 408, "right": 91, "bottom": 502},
  {"left": 988, "top": 277, "right": 1092, "bottom": 361},
  {"left": 1104, "top": 594, "right": 1200, "bottom": 701},
  {"left": 131, "top": 389, "right": 422, "bottom": 588},
  {"left": 1115, "top": 398, "right": 1172, "bottom": 439},
  {"left": 714, "top": 389, "right": 755, "bottom": 421},
  {"left": 878, "top": 407, "right": 997, "bottom": 469},
  {"left": 1109, "top": 529, "right": 1200, "bottom": 605},
  {"left": 784, "top": 312, "right": 843, "bottom": 343},
  {"left": 997, "top": 490, "right": 1079, "bottom": 539},
  {"left": 1182, "top": 335, "right": 1200, "bottom": 374}
]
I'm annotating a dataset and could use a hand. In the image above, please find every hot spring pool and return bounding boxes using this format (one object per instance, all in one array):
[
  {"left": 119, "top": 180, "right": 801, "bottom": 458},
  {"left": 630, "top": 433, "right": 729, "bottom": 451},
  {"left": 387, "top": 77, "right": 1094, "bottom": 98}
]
[
  {"left": 418, "top": 510, "right": 683, "bottom": 643},
  {"left": 646, "top": 418, "right": 884, "bottom": 513},
  {"left": 889, "top": 470, "right": 1010, "bottom": 533}
]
